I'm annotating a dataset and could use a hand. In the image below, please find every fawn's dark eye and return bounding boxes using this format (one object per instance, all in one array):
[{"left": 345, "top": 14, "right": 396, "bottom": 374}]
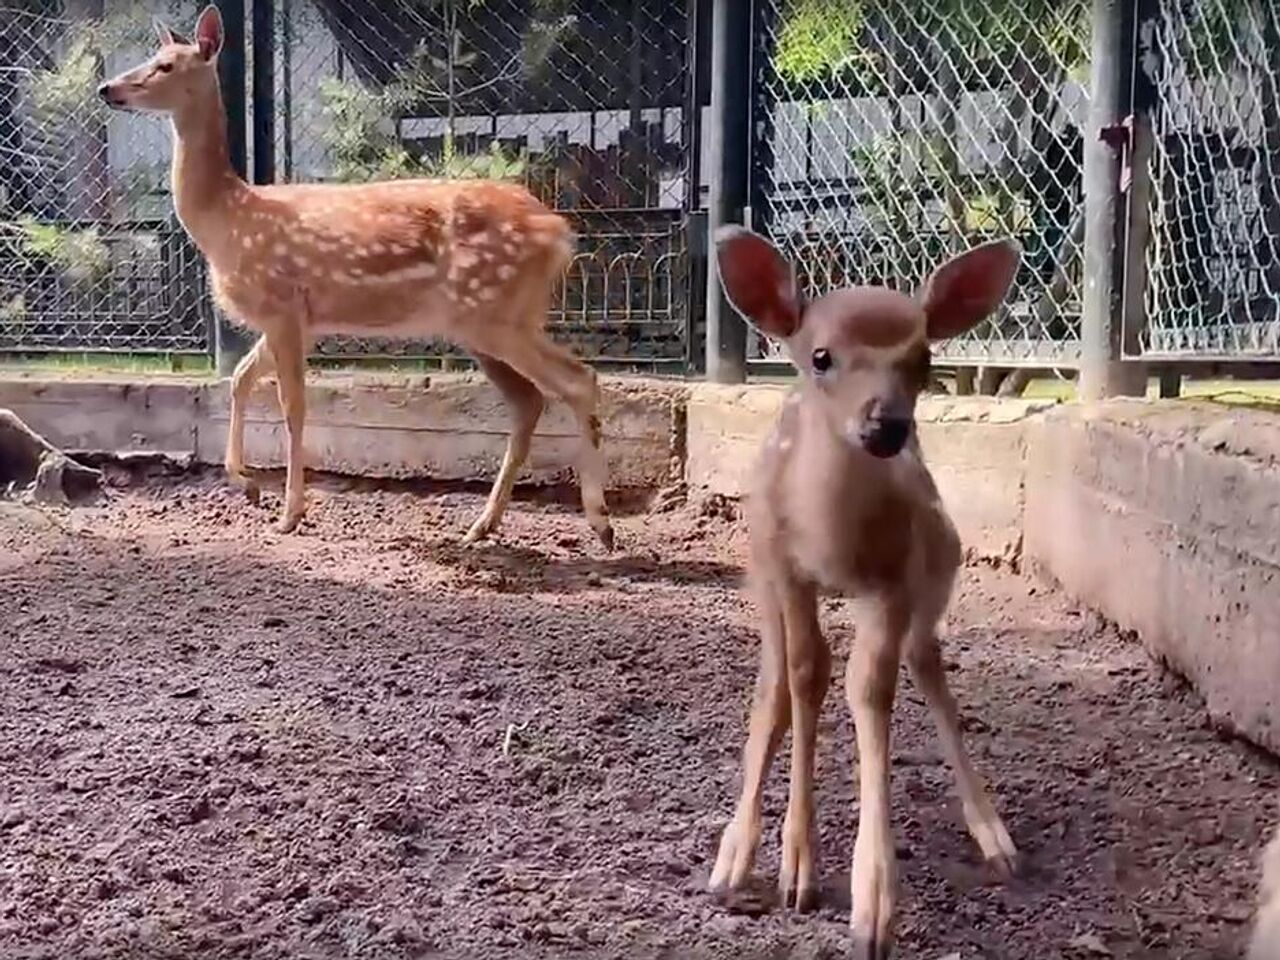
[
  {"left": 811, "top": 348, "right": 833, "bottom": 374},
  {"left": 155, "top": 61, "right": 174, "bottom": 73}
]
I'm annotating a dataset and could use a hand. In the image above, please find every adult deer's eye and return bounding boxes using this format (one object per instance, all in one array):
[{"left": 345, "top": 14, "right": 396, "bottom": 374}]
[{"left": 811, "top": 348, "right": 833, "bottom": 374}]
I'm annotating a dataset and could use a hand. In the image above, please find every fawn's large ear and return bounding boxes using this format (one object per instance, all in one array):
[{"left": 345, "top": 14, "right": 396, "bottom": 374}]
[
  {"left": 154, "top": 19, "right": 188, "bottom": 46},
  {"left": 714, "top": 225, "right": 803, "bottom": 340},
  {"left": 921, "top": 239, "right": 1021, "bottom": 340},
  {"left": 193, "top": 5, "right": 225, "bottom": 61}
]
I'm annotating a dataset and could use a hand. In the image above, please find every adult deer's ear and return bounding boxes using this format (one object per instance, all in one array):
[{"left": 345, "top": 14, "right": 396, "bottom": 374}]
[
  {"left": 921, "top": 239, "right": 1021, "bottom": 341},
  {"left": 193, "top": 4, "right": 225, "bottom": 61},
  {"left": 713, "top": 225, "right": 803, "bottom": 340}
]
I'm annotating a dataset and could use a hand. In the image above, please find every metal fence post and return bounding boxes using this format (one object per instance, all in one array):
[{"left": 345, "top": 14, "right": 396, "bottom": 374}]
[
  {"left": 1080, "top": 0, "right": 1146, "bottom": 400},
  {"left": 252, "top": 0, "right": 276, "bottom": 186},
  {"left": 1120, "top": 0, "right": 1159, "bottom": 384},
  {"left": 683, "top": 0, "right": 712, "bottom": 374},
  {"left": 703, "top": 0, "right": 750, "bottom": 383},
  {"left": 213, "top": 0, "right": 253, "bottom": 375}
]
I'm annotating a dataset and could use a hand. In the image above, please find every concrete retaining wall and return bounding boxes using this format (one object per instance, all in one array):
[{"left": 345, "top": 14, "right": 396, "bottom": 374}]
[
  {"left": 1022, "top": 401, "right": 1280, "bottom": 753},
  {"left": 3, "top": 371, "right": 1279, "bottom": 753},
  {"left": 0, "top": 374, "right": 685, "bottom": 492}
]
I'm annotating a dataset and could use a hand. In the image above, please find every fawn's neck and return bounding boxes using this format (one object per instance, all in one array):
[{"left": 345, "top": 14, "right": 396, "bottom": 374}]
[{"left": 169, "top": 83, "right": 249, "bottom": 255}]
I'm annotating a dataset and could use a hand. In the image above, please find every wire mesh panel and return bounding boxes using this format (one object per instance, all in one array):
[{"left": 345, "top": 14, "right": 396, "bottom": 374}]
[
  {"left": 0, "top": 1, "right": 209, "bottom": 354},
  {"left": 1142, "top": 0, "right": 1280, "bottom": 358},
  {"left": 270, "top": 0, "right": 695, "bottom": 367},
  {"left": 750, "top": 0, "right": 1090, "bottom": 366}
]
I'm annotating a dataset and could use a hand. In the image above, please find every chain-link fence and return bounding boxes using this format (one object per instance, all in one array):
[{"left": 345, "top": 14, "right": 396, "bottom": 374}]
[
  {"left": 3, "top": 1, "right": 1280, "bottom": 373},
  {"left": 0, "top": 0, "right": 209, "bottom": 354},
  {"left": 750, "top": 0, "right": 1090, "bottom": 367},
  {"left": 1141, "top": 0, "right": 1280, "bottom": 358},
  {"left": 265, "top": 0, "right": 695, "bottom": 366}
]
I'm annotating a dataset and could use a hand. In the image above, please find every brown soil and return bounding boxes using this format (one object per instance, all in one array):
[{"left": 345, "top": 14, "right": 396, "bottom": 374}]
[{"left": 0, "top": 473, "right": 1274, "bottom": 960}]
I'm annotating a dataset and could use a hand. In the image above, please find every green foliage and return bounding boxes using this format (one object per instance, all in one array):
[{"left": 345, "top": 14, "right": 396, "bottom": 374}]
[
  {"left": 772, "top": 0, "right": 1091, "bottom": 90},
  {"left": 17, "top": 219, "right": 112, "bottom": 284},
  {"left": 775, "top": 0, "right": 869, "bottom": 86},
  {"left": 26, "top": 12, "right": 155, "bottom": 119},
  {"left": 28, "top": 34, "right": 100, "bottom": 117},
  {"left": 425, "top": 140, "right": 527, "bottom": 180},
  {"left": 0, "top": 294, "right": 26, "bottom": 324},
  {"left": 317, "top": 77, "right": 528, "bottom": 184},
  {"left": 1182, "top": 0, "right": 1265, "bottom": 75},
  {"left": 316, "top": 76, "right": 406, "bottom": 182}
]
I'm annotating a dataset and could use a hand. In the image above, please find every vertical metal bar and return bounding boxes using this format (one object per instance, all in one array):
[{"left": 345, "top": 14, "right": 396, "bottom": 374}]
[
  {"left": 704, "top": 0, "right": 751, "bottom": 383},
  {"left": 252, "top": 0, "right": 276, "bottom": 186},
  {"left": 1119, "top": 0, "right": 1158, "bottom": 368},
  {"left": 281, "top": 0, "right": 293, "bottom": 180},
  {"left": 214, "top": 0, "right": 252, "bottom": 374},
  {"left": 1081, "top": 0, "right": 1144, "bottom": 399},
  {"left": 683, "top": 0, "right": 711, "bottom": 373},
  {"left": 217, "top": 0, "right": 248, "bottom": 178}
]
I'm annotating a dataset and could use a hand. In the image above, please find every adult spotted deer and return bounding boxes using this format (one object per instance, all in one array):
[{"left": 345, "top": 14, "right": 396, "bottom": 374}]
[
  {"left": 97, "top": 6, "right": 612, "bottom": 546},
  {"left": 707, "top": 226, "right": 1020, "bottom": 958}
]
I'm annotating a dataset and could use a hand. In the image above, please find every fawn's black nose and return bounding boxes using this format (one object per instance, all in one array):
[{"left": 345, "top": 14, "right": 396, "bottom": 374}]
[
  {"left": 860, "top": 417, "right": 911, "bottom": 459},
  {"left": 97, "top": 83, "right": 122, "bottom": 106}
]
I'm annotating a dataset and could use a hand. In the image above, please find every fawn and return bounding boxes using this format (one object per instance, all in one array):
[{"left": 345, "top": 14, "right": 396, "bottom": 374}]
[
  {"left": 1251, "top": 823, "right": 1280, "bottom": 959},
  {"left": 707, "top": 226, "right": 1021, "bottom": 958},
  {"left": 97, "top": 5, "right": 613, "bottom": 546}
]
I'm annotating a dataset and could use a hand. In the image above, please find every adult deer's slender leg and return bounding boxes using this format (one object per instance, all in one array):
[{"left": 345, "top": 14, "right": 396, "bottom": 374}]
[
  {"left": 846, "top": 595, "right": 907, "bottom": 960},
  {"left": 464, "top": 352, "right": 545, "bottom": 544},
  {"left": 905, "top": 623, "right": 1017, "bottom": 873},
  {"left": 225, "top": 334, "right": 275, "bottom": 502},
  {"left": 499, "top": 333, "right": 613, "bottom": 549},
  {"left": 265, "top": 325, "right": 307, "bottom": 533},
  {"left": 778, "top": 577, "right": 831, "bottom": 911},
  {"left": 710, "top": 575, "right": 792, "bottom": 892}
]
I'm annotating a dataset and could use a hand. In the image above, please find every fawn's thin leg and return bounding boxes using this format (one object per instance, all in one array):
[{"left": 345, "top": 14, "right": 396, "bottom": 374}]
[
  {"left": 905, "top": 628, "right": 1017, "bottom": 874},
  {"left": 778, "top": 578, "right": 831, "bottom": 911},
  {"left": 463, "top": 352, "right": 545, "bottom": 544},
  {"left": 846, "top": 595, "right": 907, "bottom": 960},
  {"left": 501, "top": 334, "right": 613, "bottom": 549},
  {"left": 266, "top": 326, "right": 307, "bottom": 533},
  {"left": 225, "top": 334, "right": 275, "bottom": 502},
  {"left": 709, "top": 577, "right": 792, "bottom": 893}
]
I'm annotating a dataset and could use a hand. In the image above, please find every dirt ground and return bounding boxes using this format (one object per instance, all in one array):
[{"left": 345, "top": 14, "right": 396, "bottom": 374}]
[{"left": 0, "top": 471, "right": 1276, "bottom": 960}]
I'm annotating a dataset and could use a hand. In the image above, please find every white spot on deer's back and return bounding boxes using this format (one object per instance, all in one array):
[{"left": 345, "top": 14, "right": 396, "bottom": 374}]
[
  {"left": 242, "top": 235, "right": 255, "bottom": 250},
  {"left": 496, "top": 264, "right": 515, "bottom": 281}
]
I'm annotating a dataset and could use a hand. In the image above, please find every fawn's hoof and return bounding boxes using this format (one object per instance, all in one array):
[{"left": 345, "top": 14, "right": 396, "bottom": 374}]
[
  {"left": 275, "top": 509, "right": 305, "bottom": 534},
  {"left": 779, "top": 819, "right": 818, "bottom": 912},
  {"left": 226, "top": 468, "right": 260, "bottom": 505},
  {"left": 462, "top": 515, "right": 495, "bottom": 545},
  {"left": 851, "top": 930, "right": 893, "bottom": 960},
  {"left": 593, "top": 521, "right": 615, "bottom": 551},
  {"left": 709, "top": 817, "right": 761, "bottom": 894},
  {"left": 987, "top": 849, "right": 1020, "bottom": 880},
  {"left": 849, "top": 848, "right": 896, "bottom": 960}
]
